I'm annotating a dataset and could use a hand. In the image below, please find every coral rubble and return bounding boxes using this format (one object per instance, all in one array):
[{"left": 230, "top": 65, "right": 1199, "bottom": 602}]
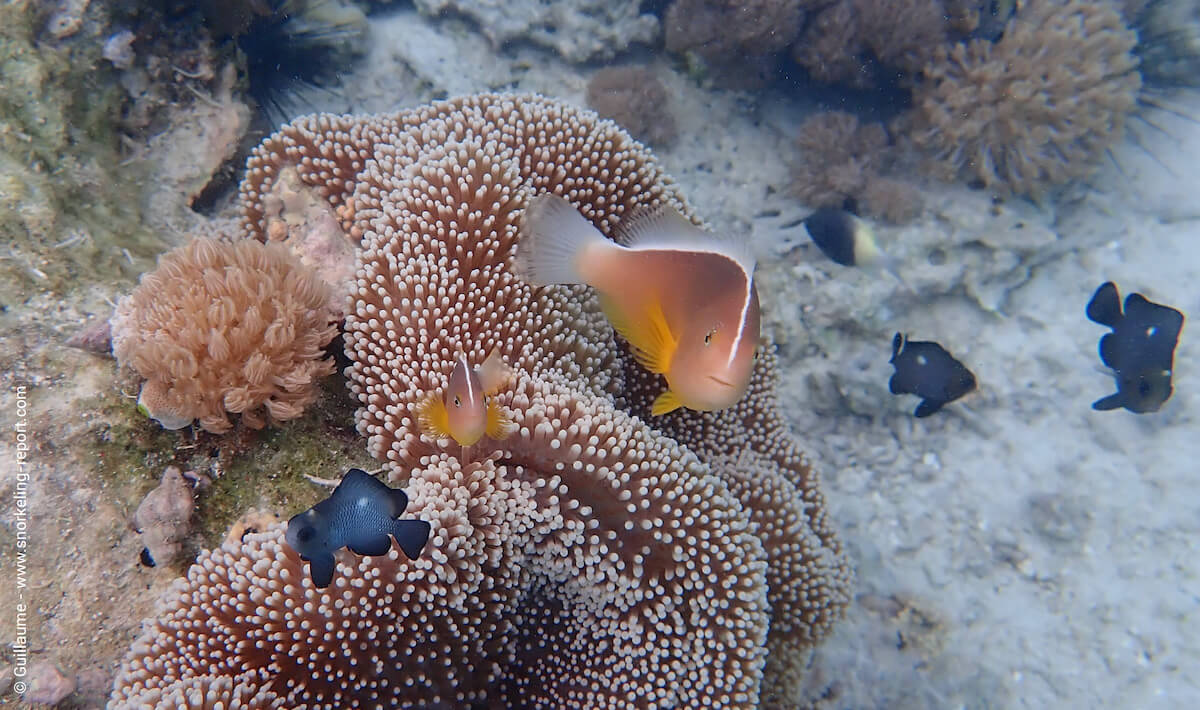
[
  {"left": 413, "top": 0, "right": 658, "bottom": 62},
  {"left": 110, "top": 94, "right": 851, "bottom": 708},
  {"left": 586, "top": 65, "right": 678, "bottom": 147}
]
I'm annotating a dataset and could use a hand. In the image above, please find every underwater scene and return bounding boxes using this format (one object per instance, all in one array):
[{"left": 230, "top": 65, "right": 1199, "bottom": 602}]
[{"left": 0, "top": 0, "right": 1196, "bottom": 707}]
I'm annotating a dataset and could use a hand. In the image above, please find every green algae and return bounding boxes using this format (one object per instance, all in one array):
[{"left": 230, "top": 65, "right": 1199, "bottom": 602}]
[
  {"left": 0, "top": 0, "right": 168, "bottom": 298},
  {"left": 195, "top": 390, "right": 376, "bottom": 547},
  {"left": 87, "top": 372, "right": 374, "bottom": 550}
]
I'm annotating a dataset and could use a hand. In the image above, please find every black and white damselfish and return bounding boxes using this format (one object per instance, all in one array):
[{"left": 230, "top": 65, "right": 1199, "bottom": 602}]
[
  {"left": 285, "top": 468, "right": 431, "bottom": 588},
  {"left": 887, "top": 333, "right": 977, "bottom": 418},
  {"left": 1085, "top": 281, "right": 1184, "bottom": 414}
]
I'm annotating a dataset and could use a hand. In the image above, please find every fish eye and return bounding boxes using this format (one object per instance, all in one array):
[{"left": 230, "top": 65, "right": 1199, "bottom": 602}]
[
  {"left": 453, "top": 395, "right": 461, "bottom": 408},
  {"left": 704, "top": 328, "right": 717, "bottom": 346},
  {"left": 297, "top": 526, "right": 315, "bottom": 543}
]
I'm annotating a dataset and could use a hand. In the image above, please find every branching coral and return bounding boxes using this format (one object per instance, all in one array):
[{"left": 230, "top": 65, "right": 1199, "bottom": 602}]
[
  {"left": 910, "top": 0, "right": 1142, "bottom": 196},
  {"left": 792, "top": 0, "right": 948, "bottom": 87},
  {"left": 110, "top": 237, "right": 337, "bottom": 433},
  {"left": 792, "top": 110, "right": 888, "bottom": 208},
  {"left": 586, "top": 65, "right": 678, "bottom": 147},
  {"left": 111, "top": 94, "right": 852, "bottom": 707},
  {"left": 665, "top": 0, "right": 807, "bottom": 85}
]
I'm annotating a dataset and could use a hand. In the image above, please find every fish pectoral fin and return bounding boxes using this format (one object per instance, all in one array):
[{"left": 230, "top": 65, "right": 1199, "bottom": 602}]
[
  {"left": 600, "top": 294, "right": 676, "bottom": 374},
  {"left": 1091, "top": 393, "right": 1125, "bottom": 411},
  {"left": 485, "top": 401, "right": 516, "bottom": 440},
  {"left": 393, "top": 519, "right": 432, "bottom": 560},
  {"left": 416, "top": 392, "right": 451, "bottom": 440},
  {"left": 308, "top": 554, "right": 336, "bottom": 589},
  {"left": 913, "top": 399, "right": 945, "bottom": 418},
  {"left": 650, "top": 389, "right": 684, "bottom": 416},
  {"left": 347, "top": 533, "right": 392, "bottom": 557}
]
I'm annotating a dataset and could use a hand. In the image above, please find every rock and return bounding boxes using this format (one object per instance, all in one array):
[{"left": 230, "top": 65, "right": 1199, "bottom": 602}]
[
  {"left": 134, "top": 467, "right": 194, "bottom": 567},
  {"left": 65, "top": 319, "right": 112, "bottom": 355},
  {"left": 21, "top": 661, "right": 75, "bottom": 705}
]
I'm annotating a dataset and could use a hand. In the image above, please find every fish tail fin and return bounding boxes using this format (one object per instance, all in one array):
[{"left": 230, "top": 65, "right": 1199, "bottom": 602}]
[
  {"left": 392, "top": 519, "right": 432, "bottom": 560},
  {"left": 851, "top": 219, "right": 883, "bottom": 267},
  {"left": 601, "top": 294, "right": 677, "bottom": 375},
  {"left": 650, "top": 389, "right": 684, "bottom": 416},
  {"left": 515, "top": 193, "right": 607, "bottom": 286},
  {"left": 416, "top": 393, "right": 451, "bottom": 440},
  {"left": 478, "top": 347, "right": 514, "bottom": 395},
  {"left": 1086, "top": 281, "right": 1123, "bottom": 327},
  {"left": 484, "top": 400, "right": 516, "bottom": 440}
]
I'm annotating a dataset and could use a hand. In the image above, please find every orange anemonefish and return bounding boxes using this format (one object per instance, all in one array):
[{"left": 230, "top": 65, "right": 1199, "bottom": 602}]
[
  {"left": 417, "top": 348, "right": 515, "bottom": 446},
  {"left": 516, "top": 193, "right": 760, "bottom": 416}
]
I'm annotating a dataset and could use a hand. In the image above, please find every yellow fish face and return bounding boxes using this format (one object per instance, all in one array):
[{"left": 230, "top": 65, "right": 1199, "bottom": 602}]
[{"left": 668, "top": 282, "right": 760, "bottom": 412}]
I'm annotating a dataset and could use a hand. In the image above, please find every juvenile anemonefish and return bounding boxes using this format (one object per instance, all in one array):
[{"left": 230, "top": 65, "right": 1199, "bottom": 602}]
[
  {"left": 416, "top": 348, "right": 515, "bottom": 446},
  {"left": 516, "top": 193, "right": 760, "bottom": 416}
]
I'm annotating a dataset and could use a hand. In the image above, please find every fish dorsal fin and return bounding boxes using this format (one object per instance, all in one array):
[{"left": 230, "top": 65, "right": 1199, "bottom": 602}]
[
  {"left": 651, "top": 389, "right": 684, "bottom": 416},
  {"left": 477, "top": 347, "right": 514, "bottom": 395},
  {"left": 615, "top": 204, "right": 756, "bottom": 275},
  {"left": 1086, "top": 282, "right": 1123, "bottom": 328},
  {"left": 600, "top": 294, "right": 676, "bottom": 374}
]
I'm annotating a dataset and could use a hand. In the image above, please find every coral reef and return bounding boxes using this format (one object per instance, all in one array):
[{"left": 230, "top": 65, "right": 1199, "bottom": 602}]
[
  {"left": 910, "top": 0, "right": 1142, "bottom": 197},
  {"left": 790, "top": 110, "right": 922, "bottom": 223},
  {"left": 0, "top": 0, "right": 167, "bottom": 292},
  {"left": 110, "top": 237, "right": 338, "bottom": 434},
  {"left": 791, "top": 111, "right": 888, "bottom": 209},
  {"left": 111, "top": 94, "right": 852, "bottom": 708},
  {"left": 791, "top": 0, "right": 948, "bottom": 88},
  {"left": 412, "top": 0, "right": 658, "bottom": 62},
  {"left": 665, "top": 0, "right": 806, "bottom": 86},
  {"left": 586, "top": 65, "right": 677, "bottom": 146}
]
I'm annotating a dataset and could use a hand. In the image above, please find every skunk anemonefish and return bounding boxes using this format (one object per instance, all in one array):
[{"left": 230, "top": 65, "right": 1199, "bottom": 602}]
[
  {"left": 516, "top": 193, "right": 760, "bottom": 416},
  {"left": 417, "top": 348, "right": 515, "bottom": 446}
]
